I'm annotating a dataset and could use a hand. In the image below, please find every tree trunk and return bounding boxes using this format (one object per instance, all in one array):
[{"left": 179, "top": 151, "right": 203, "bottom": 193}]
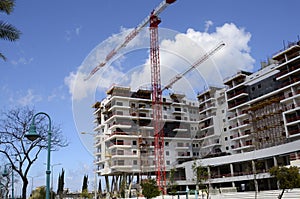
[
  {"left": 278, "top": 188, "right": 285, "bottom": 199},
  {"left": 206, "top": 185, "right": 209, "bottom": 199},
  {"left": 22, "top": 178, "right": 28, "bottom": 199}
]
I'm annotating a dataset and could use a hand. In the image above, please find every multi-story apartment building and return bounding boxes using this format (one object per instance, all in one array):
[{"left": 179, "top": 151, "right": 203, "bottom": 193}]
[
  {"left": 177, "top": 39, "right": 300, "bottom": 192},
  {"left": 93, "top": 38, "right": 300, "bottom": 193},
  {"left": 92, "top": 86, "right": 201, "bottom": 191},
  {"left": 194, "top": 87, "right": 228, "bottom": 159}
]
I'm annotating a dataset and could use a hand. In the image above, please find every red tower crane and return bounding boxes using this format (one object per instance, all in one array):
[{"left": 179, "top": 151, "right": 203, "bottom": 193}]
[
  {"left": 149, "top": 11, "right": 166, "bottom": 193},
  {"left": 84, "top": 0, "right": 177, "bottom": 193}
]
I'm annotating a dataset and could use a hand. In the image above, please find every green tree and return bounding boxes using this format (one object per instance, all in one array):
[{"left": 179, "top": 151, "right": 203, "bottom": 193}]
[
  {"left": 0, "top": 106, "right": 68, "bottom": 199},
  {"left": 270, "top": 166, "right": 300, "bottom": 199},
  {"left": 98, "top": 179, "right": 102, "bottom": 195},
  {"left": 0, "top": 0, "right": 21, "bottom": 60},
  {"left": 81, "top": 174, "right": 91, "bottom": 198},
  {"left": 57, "top": 168, "right": 65, "bottom": 198},
  {"left": 30, "top": 186, "right": 56, "bottom": 199},
  {"left": 192, "top": 161, "right": 209, "bottom": 199},
  {"left": 168, "top": 168, "right": 178, "bottom": 196},
  {"left": 141, "top": 178, "right": 160, "bottom": 199}
]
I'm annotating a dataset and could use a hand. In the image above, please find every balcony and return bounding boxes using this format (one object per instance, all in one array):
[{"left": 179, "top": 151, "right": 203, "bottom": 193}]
[
  {"left": 231, "top": 132, "right": 251, "bottom": 141},
  {"left": 229, "top": 123, "right": 250, "bottom": 131},
  {"left": 201, "top": 141, "right": 221, "bottom": 149},
  {"left": 172, "top": 107, "right": 185, "bottom": 115},
  {"left": 232, "top": 144, "right": 255, "bottom": 151},
  {"left": 108, "top": 121, "right": 131, "bottom": 131},
  {"left": 199, "top": 104, "right": 217, "bottom": 113},
  {"left": 286, "top": 115, "right": 300, "bottom": 124},
  {"left": 276, "top": 67, "right": 300, "bottom": 81},
  {"left": 228, "top": 97, "right": 249, "bottom": 110},
  {"left": 175, "top": 144, "right": 190, "bottom": 150},
  {"left": 110, "top": 151, "right": 139, "bottom": 159},
  {"left": 288, "top": 127, "right": 300, "bottom": 137},
  {"left": 176, "top": 152, "right": 191, "bottom": 159},
  {"left": 194, "top": 131, "right": 216, "bottom": 140}
]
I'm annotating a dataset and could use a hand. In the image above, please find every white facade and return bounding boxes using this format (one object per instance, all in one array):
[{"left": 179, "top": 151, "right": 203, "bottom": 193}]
[{"left": 92, "top": 87, "right": 200, "bottom": 176}]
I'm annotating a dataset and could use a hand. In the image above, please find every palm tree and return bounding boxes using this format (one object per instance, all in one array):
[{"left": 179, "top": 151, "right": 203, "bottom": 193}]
[{"left": 0, "top": 0, "right": 21, "bottom": 61}]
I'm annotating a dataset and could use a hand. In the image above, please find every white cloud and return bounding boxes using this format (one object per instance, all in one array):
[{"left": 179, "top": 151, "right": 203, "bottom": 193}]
[
  {"left": 64, "top": 162, "right": 94, "bottom": 192},
  {"left": 14, "top": 89, "right": 42, "bottom": 106},
  {"left": 64, "top": 67, "right": 125, "bottom": 101},
  {"left": 75, "top": 26, "right": 82, "bottom": 36},
  {"left": 48, "top": 85, "right": 66, "bottom": 101},
  {"left": 11, "top": 57, "right": 34, "bottom": 65},
  {"left": 124, "top": 23, "right": 255, "bottom": 96},
  {"left": 65, "top": 25, "right": 82, "bottom": 41},
  {"left": 65, "top": 22, "right": 255, "bottom": 101},
  {"left": 204, "top": 20, "right": 213, "bottom": 32}
]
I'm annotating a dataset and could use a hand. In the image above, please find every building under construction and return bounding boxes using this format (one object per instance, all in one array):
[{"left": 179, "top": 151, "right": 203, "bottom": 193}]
[
  {"left": 92, "top": 38, "right": 300, "bottom": 195},
  {"left": 92, "top": 86, "right": 200, "bottom": 194}
]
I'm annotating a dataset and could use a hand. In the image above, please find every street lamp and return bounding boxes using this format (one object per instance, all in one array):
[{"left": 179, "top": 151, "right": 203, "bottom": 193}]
[
  {"left": 2, "top": 163, "right": 14, "bottom": 199},
  {"left": 24, "top": 112, "right": 52, "bottom": 199},
  {"left": 81, "top": 132, "right": 98, "bottom": 199},
  {"left": 44, "top": 163, "right": 61, "bottom": 198}
]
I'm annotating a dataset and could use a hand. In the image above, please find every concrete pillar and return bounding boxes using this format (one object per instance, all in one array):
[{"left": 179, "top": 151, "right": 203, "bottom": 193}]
[
  {"left": 264, "top": 159, "right": 269, "bottom": 171},
  {"left": 252, "top": 160, "right": 258, "bottom": 194},
  {"left": 230, "top": 164, "right": 235, "bottom": 187},
  {"left": 273, "top": 156, "right": 278, "bottom": 167},
  {"left": 105, "top": 176, "right": 110, "bottom": 193},
  {"left": 273, "top": 156, "right": 280, "bottom": 189},
  {"left": 230, "top": 163, "right": 234, "bottom": 176},
  {"left": 207, "top": 166, "right": 213, "bottom": 190},
  {"left": 207, "top": 166, "right": 211, "bottom": 178}
]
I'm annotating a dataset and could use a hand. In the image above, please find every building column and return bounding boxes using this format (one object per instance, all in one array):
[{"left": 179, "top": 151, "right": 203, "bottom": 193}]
[
  {"left": 252, "top": 160, "right": 258, "bottom": 194},
  {"left": 273, "top": 156, "right": 278, "bottom": 167},
  {"left": 264, "top": 159, "right": 269, "bottom": 171},
  {"left": 207, "top": 166, "right": 213, "bottom": 190},
  {"left": 105, "top": 176, "right": 110, "bottom": 194},
  {"left": 273, "top": 156, "right": 280, "bottom": 189},
  {"left": 230, "top": 164, "right": 235, "bottom": 187}
]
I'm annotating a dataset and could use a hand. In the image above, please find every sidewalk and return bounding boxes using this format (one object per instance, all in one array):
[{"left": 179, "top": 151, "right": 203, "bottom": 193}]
[{"left": 152, "top": 188, "right": 300, "bottom": 199}]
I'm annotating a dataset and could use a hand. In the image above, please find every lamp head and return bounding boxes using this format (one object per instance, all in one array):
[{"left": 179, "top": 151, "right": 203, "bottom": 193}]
[
  {"left": 2, "top": 166, "right": 8, "bottom": 177},
  {"left": 25, "top": 124, "right": 40, "bottom": 141}
]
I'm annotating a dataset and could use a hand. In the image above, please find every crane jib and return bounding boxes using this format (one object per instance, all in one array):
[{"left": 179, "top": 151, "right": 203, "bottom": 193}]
[
  {"left": 84, "top": 0, "right": 177, "bottom": 81},
  {"left": 161, "top": 42, "right": 225, "bottom": 91}
]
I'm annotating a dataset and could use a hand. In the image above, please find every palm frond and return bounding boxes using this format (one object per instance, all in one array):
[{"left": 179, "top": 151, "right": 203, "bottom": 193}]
[
  {"left": 0, "top": 0, "right": 15, "bottom": 14},
  {"left": 0, "top": 21, "right": 20, "bottom": 41},
  {"left": 0, "top": 52, "right": 7, "bottom": 61}
]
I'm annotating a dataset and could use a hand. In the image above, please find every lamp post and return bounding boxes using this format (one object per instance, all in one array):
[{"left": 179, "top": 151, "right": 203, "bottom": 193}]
[
  {"left": 81, "top": 132, "right": 98, "bottom": 199},
  {"left": 2, "top": 163, "right": 14, "bottom": 199},
  {"left": 44, "top": 163, "right": 61, "bottom": 198},
  {"left": 24, "top": 112, "right": 52, "bottom": 199}
]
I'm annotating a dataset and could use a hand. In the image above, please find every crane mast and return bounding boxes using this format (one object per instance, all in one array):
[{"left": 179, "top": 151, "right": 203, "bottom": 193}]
[{"left": 149, "top": 12, "right": 166, "bottom": 193}]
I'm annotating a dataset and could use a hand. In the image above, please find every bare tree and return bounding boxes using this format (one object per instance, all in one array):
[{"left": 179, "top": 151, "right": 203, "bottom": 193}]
[{"left": 0, "top": 106, "right": 68, "bottom": 199}]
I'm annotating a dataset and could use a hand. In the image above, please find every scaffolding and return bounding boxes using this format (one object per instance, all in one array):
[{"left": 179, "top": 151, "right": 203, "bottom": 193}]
[{"left": 248, "top": 96, "right": 286, "bottom": 149}]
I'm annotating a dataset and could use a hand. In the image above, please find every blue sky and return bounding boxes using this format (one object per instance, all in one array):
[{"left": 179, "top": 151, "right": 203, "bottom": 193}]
[{"left": 1, "top": 0, "right": 300, "bottom": 194}]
